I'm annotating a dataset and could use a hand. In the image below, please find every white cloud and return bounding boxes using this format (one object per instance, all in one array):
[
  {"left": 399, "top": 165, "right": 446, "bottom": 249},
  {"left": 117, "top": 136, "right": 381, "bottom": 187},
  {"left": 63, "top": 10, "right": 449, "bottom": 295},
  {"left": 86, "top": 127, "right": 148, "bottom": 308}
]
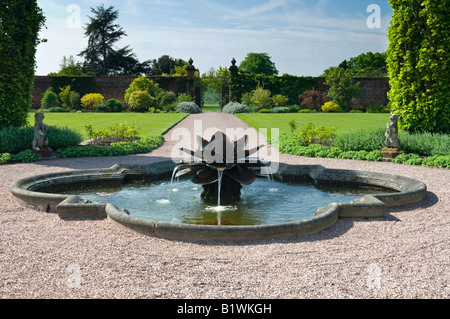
[{"left": 35, "top": 0, "right": 392, "bottom": 76}]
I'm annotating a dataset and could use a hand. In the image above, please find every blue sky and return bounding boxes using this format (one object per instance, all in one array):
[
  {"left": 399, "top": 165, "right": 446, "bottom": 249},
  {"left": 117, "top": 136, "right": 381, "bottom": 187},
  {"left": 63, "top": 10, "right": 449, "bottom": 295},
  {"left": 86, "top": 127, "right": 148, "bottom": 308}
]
[{"left": 36, "top": 0, "right": 393, "bottom": 76}]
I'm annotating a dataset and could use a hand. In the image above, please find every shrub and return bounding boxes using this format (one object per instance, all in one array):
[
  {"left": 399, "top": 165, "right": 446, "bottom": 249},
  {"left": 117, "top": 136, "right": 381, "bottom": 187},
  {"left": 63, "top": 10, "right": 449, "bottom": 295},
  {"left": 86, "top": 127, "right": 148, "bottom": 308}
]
[
  {"left": 105, "top": 99, "right": 123, "bottom": 112},
  {"left": 333, "top": 128, "right": 385, "bottom": 152},
  {"left": 46, "top": 126, "right": 83, "bottom": 151},
  {"left": 176, "top": 93, "right": 194, "bottom": 103},
  {"left": 124, "top": 76, "right": 160, "bottom": 104},
  {"left": 324, "top": 67, "right": 361, "bottom": 111},
  {"left": 59, "top": 85, "right": 72, "bottom": 108},
  {"left": 11, "top": 150, "right": 36, "bottom": 163},
  {"left": 222, "top": 102, "right": 250, "bottom": 114},
  {"left": 95, "top": 104, "right": 110, "bottom": 113},
  {"left": 44, "top": 107, "right": 70, "bottom": 113},
  {"left": 0, "top": 125, "right": 82, "bottom": 154},
  {"left": 240, "top": 92, "right": 253, "bottom": 108},
  {"left": 272, "top": 107, "right": 290, "bottom": 113},
  {"left": 0, "top": 153, "right": 11, "bottom": 165},
  {"left": 128, "top": 91, "right": 155, "bottom": 112},
  {"left": 175, "top": 102, "right": 201, "bottom": 114},
  {"left": 298, "top": 88, "right": 328, "bottom": 111},
  {"left": 288, "top": 120, "right": 297, "bottom": 133},
  {"left": 41, "top": 88, "right": 60, "bottom": 109},
  {"left": 0, "top": 126, "right": 33, "bottom": 154},
  {"left": 287, "top": 105, "right": 300, "bottom": 113},
  {"left": 299, "top": 122, "right": 337, "bottom": 146},
  {"left": 69, "top": 91, "right": 81, "bottom": 110},
  {"left": 155, "top": 91, "right": 177, "bottom": 111},
  {"left": 322, "top": 101, "right": 342, "bottom": 113},
  {"left": 57, "top": 136, "right": 164, "bottom": 158},
  {"left": 272, "top": 94, "right": 289, "bottom": 107},
  {"left": 250, "top": 85, "right": 272, "bottom": 110},
  {"left": 81, "top": 93, "right": 105, "bottom": 111},
  {"left": 398, "top": 132, "right": 450, "bottom": 156}
]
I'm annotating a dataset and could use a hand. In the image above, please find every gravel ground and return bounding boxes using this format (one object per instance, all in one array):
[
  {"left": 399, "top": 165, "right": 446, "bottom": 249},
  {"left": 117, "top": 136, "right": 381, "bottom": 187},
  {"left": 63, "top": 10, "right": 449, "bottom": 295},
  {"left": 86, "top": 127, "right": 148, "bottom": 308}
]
[{"left": 0, "top": 112, "right": 448, "bottom": 299}]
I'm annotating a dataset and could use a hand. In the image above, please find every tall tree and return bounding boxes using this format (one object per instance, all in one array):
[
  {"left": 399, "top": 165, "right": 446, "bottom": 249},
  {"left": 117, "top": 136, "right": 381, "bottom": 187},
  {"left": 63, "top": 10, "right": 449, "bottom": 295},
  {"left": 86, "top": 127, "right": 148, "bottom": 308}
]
[
  {"left": 143, "top": 55, "right": 188, "bottom": 76},
  {"left": 387, "top": 0, "right": 449, "bottom": 133},
  {"left": 48, "top": 55, "right": 85, "bottom": 76},
  {"left": 346, "top": 52, "right": 387, "bottom": 77},
  {"left": 239, "top": 52, "right": 278, "bottom": 76},
  {"left": 322, "top": 52, "right": 387, "bottom": 77},
  {"left": 325, "top": 67, "right": 361, "bottom": 111},
  {"left": 0, "top": 0, "right": 46, "bottom": 128},
  {"left": 79, "top": 5, "right": 144, "bottom": 76}
]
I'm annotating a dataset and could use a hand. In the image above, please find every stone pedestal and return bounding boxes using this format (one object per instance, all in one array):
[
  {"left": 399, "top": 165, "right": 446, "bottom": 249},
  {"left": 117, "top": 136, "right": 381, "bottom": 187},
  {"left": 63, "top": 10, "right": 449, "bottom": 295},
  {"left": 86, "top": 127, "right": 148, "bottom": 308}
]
[
  {"left": 380, "top": 148, "right": 403, "bottom": 161},
  {"left": 32, "top": 147, "right": 54, "bottom": 160}
]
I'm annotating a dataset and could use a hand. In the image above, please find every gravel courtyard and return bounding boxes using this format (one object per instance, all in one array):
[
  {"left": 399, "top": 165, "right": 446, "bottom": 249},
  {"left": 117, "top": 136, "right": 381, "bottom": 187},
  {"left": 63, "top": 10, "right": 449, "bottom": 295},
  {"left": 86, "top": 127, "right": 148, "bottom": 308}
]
[{"left": 0, "top": 113, "right": 448, "bottom": 299}]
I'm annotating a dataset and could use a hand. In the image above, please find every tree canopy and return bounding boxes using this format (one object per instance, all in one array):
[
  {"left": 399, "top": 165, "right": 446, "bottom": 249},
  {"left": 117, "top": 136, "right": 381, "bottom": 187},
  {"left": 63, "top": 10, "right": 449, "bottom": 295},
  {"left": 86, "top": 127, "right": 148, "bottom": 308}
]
[
  {"left": 239, "top": 52, "right": 278, "bottom": 76},
  {"left": 322, "top": 52, "right": 387, "bottom": 77},
  {"left": 79, "top": 5, "right": 145, "bottom": 76},
  {"left": 143, "top": 55, "right": 188, "bottom": 76},
  {"left": 324, "top": 67, "right": 361, "bottom": 111},
  {"left": 48, "top": 55, "right": 85, "bottom": 76}
]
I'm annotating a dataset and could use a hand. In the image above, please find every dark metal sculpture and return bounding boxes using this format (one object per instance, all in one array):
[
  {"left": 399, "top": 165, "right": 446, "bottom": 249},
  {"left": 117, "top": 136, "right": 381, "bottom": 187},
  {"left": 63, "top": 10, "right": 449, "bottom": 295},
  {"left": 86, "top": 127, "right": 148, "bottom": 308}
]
[{"left": 174, "top": 132, "right": 270, "bottom": 202}]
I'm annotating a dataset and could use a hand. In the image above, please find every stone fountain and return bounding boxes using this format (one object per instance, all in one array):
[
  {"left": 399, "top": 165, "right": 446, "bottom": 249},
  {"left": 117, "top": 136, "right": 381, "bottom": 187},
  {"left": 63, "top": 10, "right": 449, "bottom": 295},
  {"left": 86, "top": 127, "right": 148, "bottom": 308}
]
[{"left": 10, "top": 129, "right": 427, "bottom": 242}]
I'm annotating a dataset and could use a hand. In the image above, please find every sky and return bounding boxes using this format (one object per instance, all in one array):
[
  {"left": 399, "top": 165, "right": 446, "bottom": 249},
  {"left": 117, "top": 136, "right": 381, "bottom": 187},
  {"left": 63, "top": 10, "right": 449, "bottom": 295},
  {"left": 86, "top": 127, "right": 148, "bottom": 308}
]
[{"left": 35, "top": 0, "right": 394, "bottom": 77}]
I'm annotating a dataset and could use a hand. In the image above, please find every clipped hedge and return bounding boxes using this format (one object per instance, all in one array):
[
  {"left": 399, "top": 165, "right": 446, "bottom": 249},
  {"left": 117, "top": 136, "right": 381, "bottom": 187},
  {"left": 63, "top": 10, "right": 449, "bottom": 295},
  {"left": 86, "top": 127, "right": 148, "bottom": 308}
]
[{"left": 231, "top": 73, "right": 315, "bottom": 104}]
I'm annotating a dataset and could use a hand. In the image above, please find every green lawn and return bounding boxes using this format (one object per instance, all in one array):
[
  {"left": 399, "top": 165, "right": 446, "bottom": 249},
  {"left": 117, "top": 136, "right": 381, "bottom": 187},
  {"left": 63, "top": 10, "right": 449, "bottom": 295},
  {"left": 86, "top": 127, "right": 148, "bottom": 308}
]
[
  {"left": 29, "top": 112, "right": 188, "bottom": 139},
  {"left": 236, "top": 113, "right": 391, "bottom": 139},
  {"left": 202, "top": 103, "right": 221, "bottom": 112}
]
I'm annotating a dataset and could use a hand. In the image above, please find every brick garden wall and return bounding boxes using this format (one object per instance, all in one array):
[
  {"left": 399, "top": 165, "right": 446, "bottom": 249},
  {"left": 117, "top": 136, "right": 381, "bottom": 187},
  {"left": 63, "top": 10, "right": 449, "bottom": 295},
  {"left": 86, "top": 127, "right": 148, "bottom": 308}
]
[
  {"left": 32, "top": 75, "right": 389, "bottom": 109},
  {"left": 32, "top": 75, "right": 195, "bottom": 108},
  {"left": 314, "top": 77, "right": 390, "bottom": 108}
]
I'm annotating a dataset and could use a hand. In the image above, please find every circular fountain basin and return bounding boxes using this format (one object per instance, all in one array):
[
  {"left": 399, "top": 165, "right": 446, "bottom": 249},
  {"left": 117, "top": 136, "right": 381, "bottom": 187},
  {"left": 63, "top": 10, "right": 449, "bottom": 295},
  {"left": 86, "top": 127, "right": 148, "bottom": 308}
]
[{"left": 10, "top": 160, "right": 427, "bottom": 242}]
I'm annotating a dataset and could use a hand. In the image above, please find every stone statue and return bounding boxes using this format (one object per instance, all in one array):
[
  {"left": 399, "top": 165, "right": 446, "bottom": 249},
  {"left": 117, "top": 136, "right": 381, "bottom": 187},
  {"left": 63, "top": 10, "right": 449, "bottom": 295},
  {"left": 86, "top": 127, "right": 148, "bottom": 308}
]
[
  {"left": 385, "top": 114, "right": 401, "bottom": 149},
  {"left": 32, "top": 113, "right": 52, "bottom": 159},
  {"left": 381, "top": 113, "right": 403, "bottom": 161}
]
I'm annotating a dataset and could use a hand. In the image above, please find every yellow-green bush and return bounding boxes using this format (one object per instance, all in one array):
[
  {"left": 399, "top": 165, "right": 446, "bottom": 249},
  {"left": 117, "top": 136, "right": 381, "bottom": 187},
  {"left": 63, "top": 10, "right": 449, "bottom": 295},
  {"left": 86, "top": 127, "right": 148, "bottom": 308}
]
[
  {"left": 81, "top": 93, "right": 105, "bottom": 111},
  {"left": 124, "top": 76, "right": 160, "bottom": 104},
  {"left": 321, "top": 101, "right": 342, "bottom": 113},
  {"left": 128, "top": 91, "right": 155, "bottom": 112}
]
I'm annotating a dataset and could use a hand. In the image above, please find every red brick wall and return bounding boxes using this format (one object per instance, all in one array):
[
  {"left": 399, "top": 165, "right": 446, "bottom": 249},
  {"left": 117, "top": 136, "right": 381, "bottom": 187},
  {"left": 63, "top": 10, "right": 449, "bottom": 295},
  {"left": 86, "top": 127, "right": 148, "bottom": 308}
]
[
  {"left": 32, "top": 75, "right": 193, "bottom": 108},
  {"left": 32, "top": 76, "right": 389, "bottom": 109}
]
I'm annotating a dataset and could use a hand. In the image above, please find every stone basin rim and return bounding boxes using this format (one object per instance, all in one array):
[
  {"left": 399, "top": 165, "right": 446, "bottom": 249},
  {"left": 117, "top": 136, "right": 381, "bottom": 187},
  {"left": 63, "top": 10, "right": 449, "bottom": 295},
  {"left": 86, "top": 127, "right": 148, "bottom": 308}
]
[{"left": 9, "top": 160, "right": 427, "bottom": 242}]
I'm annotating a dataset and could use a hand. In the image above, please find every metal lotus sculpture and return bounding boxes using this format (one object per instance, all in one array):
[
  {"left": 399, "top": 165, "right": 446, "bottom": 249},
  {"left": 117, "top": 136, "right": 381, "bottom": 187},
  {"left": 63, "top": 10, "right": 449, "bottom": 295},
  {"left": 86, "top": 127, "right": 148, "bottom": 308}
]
[{"left": 173, "top": 132, "right": 270, "bottom": 203}]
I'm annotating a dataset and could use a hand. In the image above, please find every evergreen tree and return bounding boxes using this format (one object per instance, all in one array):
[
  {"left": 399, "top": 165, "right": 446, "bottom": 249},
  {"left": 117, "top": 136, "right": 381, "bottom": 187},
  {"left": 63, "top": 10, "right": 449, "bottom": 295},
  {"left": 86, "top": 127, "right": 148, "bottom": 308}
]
[{"left": 79, "top": 5, "right": 144, "bottom": 76}]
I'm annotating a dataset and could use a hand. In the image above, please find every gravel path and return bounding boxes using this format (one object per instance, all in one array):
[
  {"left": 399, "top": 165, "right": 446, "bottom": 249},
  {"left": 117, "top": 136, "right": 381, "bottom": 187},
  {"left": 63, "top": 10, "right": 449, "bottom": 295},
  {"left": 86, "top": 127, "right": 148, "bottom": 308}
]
[{"left": 0, "top": 112, "right": 448, "bottom": 299}]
